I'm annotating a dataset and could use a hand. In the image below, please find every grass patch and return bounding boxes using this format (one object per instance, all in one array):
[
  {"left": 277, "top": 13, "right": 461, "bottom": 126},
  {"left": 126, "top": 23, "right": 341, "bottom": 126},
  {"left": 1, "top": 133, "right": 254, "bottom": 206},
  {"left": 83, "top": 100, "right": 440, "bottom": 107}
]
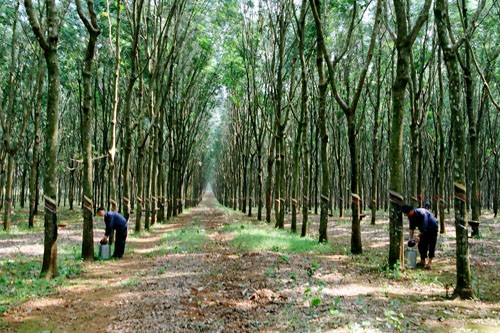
[
  {"left": 0, "top": 224, "right": 44, "bottom": 239},
  {"left": 224, "top": 222, "right": 334, "bottom": 254},
  {"left": 146, "top": 227, "right": 210, "bottom": 256},
  {"left": 116, "top": 277, "right": 139, "bottom": 288},
  {"left": 0, "top": 249, "right": 83, "bottom": 314}
]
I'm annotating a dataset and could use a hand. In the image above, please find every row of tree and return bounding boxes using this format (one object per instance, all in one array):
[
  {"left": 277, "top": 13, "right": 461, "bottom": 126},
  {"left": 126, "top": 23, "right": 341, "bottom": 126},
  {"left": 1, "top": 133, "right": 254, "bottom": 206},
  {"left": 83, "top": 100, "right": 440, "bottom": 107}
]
[
  {"left": 1, "top": 0, "right": 223, "bottom": 277},
  {"left": 210, "top": 0, "right": 499, "bottom": 300}
]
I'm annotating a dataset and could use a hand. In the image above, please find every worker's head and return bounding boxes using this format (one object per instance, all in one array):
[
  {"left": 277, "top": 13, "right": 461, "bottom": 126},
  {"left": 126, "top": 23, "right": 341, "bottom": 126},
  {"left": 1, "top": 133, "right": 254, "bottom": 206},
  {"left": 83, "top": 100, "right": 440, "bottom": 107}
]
[
  {"left": 96, "top": 207, "right": 106, "bottom": 217},
  {"left": 402, "top": 204, "right": 414, "bottom": 216}
]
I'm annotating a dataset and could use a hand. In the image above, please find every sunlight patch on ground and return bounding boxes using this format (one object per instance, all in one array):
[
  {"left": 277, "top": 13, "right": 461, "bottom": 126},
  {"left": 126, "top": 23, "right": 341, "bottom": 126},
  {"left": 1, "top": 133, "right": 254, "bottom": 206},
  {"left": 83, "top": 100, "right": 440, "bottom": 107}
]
[
  {"left": 322, "top": 284, "right": 380, "bottom": 297},
  {"left": 133, "top": 245, "right": 164, "bottom": 254},
  {"left": 0, "top": 243, "right": 44, "bottom": 257},
  {"left": 19, "top": 297, "right": 66, "bottom": 311}
]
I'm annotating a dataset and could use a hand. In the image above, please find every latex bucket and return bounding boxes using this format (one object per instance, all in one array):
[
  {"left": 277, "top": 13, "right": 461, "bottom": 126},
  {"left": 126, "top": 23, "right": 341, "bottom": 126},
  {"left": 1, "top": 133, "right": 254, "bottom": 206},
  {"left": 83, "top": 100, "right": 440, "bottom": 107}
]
[
  {"left": 407, "top": 248, "right": 417, "bottom": 268},
  {"left": 99, "top": 244, "right": 111, "bottom": 259}
]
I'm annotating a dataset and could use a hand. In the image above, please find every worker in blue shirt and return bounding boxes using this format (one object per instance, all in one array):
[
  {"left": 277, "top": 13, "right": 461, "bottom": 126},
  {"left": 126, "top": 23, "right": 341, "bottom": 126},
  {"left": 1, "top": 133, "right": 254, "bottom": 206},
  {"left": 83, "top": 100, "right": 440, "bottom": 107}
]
[
  {"left": 97, "top": 208, "right": 128, "bottom": 258},
  {"left": 402, "top": 204, "right": 439, "bottom": 269}
]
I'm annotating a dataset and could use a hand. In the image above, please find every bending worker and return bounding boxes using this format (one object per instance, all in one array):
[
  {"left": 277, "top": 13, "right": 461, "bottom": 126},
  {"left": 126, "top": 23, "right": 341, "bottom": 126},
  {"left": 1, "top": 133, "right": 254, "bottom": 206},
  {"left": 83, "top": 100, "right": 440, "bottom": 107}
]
[
  {"left": 97, "top": 207, "right": 128, "bottom": 259},
  {"left": 402, "top": 204, "right": 439, "bottom": 269}
]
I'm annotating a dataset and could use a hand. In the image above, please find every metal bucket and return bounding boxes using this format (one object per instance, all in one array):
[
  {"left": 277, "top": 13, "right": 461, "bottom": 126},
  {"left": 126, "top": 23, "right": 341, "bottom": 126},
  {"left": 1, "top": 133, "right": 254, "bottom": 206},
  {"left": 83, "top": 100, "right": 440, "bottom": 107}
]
[
  {"left": 98, "top": 244, "right": 111, "bottom": 259},
  {"left": 407, "top": 248, "right": 417, "bottom": 268}
]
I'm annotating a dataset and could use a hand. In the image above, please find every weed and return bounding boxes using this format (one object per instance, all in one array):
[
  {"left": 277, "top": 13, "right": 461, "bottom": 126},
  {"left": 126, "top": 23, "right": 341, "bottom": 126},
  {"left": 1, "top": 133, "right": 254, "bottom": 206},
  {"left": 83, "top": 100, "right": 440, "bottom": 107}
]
[
  {"left": 310, "top": 261, "right": 320, "bottom": 269},
  {"left": 328, "top": 296, "right": 343, "bottom": 317},
  {"left": 310, "top": 297, "right": 321, "bottom": 307},
  {"left": 384, "top": 310, "right": 405, "bottom": 332},
  {"left": 279, "top": 254, "right": 290, "bottom": 263},
  {"left": 264, "top": 268, "right": 276, "bottom": 278},
  {"left": 382, "top": 260, "right": 402, "bottom": 279},
  {"left": 117, "top": 278, "right": 139, "bottom": 287}
]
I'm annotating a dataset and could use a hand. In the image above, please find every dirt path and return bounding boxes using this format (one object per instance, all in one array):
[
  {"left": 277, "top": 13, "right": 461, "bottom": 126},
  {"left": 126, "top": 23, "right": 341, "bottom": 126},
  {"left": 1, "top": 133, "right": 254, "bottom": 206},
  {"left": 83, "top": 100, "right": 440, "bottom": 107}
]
[
  {"left": 1, "top": 192, "right": 499, "bottom": 332},
  {"left": 1, "top": 193, "right": 293, "bottom": 332}
]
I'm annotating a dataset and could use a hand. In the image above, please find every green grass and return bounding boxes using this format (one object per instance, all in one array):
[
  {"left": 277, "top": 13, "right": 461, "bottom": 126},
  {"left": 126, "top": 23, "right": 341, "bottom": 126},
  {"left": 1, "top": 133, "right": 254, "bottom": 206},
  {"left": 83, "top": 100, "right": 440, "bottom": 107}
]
[
  {"left": 223, "top": 222, "right": 334, "bottom": 254},
  {"left": 146, "top": 226, "right": 211, "bottom": 257},
  {"left": 0, "top": 224, "right": 44, "bottom": 239},
  {"left": 0, "top": 247, "right": 83, "bottom": 314}
]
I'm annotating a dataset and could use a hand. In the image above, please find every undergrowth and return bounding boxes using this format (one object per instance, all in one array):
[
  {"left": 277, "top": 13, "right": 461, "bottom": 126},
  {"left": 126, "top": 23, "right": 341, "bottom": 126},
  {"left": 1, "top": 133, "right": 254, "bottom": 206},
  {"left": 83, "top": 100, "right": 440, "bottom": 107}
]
[{"left": 0, "top": 244, "right": 83, "bottom": 314}]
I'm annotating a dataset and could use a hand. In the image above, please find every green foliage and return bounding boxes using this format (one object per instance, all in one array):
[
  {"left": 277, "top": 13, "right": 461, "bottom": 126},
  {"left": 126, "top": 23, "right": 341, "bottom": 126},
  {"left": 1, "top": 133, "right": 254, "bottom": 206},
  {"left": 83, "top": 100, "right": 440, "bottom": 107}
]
[
  {"left": 310, "top": 297, "right": 321, "bottom": 307},
  {"left": 384, "top": 310, "right": 405, "bottom": 332},
  {"left": 382, "top": 260, "right": 402, "bottom": 279},
  {"left": 224, "top": 222, "right": 334, "bottom": 254},
  {"left": 328, "top": 296, "right": 343, "bottom": 316},
  {"left": 264, "top": 268, "right": 275, "bottom": 278},
  {"left": 279, "top": 254, "right": 289, "bottom": 264}
]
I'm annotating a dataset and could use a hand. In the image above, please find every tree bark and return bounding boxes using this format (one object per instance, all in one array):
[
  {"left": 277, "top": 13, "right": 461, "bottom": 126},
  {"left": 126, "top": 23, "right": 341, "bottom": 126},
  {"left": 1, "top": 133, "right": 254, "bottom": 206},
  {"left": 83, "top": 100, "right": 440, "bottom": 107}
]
[
  {"left": 387, "top": 0, "right": 431, "bottom": 269},
  {"left": 76, "top": 0, "right": 100, "bottom": 261},
  {"left": 25, "top": 0, "right": 62, "bottom": 278},
  {"left": 29, "top": 56, "right": 44, "bottom": 229},
  {"left": 108, "top": 0, "right": 122, "bottom": 213},
  {"left": 435, "top": 0, "right": 475, "bottom": 299}
]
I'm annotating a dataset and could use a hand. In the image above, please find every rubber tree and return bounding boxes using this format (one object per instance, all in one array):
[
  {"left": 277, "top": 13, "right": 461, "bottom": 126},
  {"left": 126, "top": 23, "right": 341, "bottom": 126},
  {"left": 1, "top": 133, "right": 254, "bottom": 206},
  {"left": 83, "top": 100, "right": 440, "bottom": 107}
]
[
  {"left": 386, "top": 0, "right": 432, "bottom": 270},
  {"left": 28, "top": 56, "right": 44, "bottom": 229},
  {"left": 309, "top": 0, "right": 331, "bottom": 243},
  {"left": 434, "top": 0, "right": 480, "bottom": 300},
  {"left": 25, "top": 0, "right": 62, "bottom": 278},
  {"left": 107, "top": 0, "right": 121, "bottom": 213},
  {"left": 291, "top": 0, "right": 309, "bottom": 234},
  {"left": 76, "top": 0, "right": 101, "bottom": 261}
]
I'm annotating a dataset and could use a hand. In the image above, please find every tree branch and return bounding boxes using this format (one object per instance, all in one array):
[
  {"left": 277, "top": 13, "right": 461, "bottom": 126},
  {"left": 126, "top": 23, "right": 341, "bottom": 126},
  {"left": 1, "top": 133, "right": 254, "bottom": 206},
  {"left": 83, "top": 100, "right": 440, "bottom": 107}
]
[
  {"left": 408, "top": 0, "right": 432, "bottom": 45},
  {"left": 24, "top": 0, "right": 49, "bottom": 51}
]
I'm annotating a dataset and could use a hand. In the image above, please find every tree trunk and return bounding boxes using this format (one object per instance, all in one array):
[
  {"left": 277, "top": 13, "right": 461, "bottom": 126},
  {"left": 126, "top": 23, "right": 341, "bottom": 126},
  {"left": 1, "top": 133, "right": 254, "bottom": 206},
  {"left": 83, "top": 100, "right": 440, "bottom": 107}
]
[
  {"left": 3, "top": 155, "right": 14, "bottom": 231},
  {"left": 292, "top": 0, "right": 308, "bottom": 234},
  {"left": 135, "top": 145, "right": 146, "bottom": 232},
  {"left": 370, "top": 44, "right": 382, "bottom": 225},
  {"left": 311, "top": 0, "right": 329, "bottom": 243},
  {"left": 108, "top": 0, "right": 121, "bottom": 213},
  {"left": 247, "top": 154, "right": 254, "bottom": 217},
  {"left": 265, "top": 138, "right": 275, "bottom": 224},
  {"left": 435, "top": 0, "right": 475, "bottom": 299},
  {"left": 388, "top": 0, "right": 431, "bottom": 270},
  {"left": 25, "top": 0, "right": 62, "bottom": 279},
  {"left": 436, "top": 50, "right": 446, "bottom": 233},
  {"left": 462, "top": 0, "right": 481, "bottom": 226},
  {"left": 29, "top": 57, "right": 44, "bottom": 229},
  {"left": 76, "top": 0, "right": 100, "bottom": 261},
  {"left": 257, "top": 153, "right": 263, "bottom": 221},
  {"left": 348, "top": 115, "right": 362, "bottom": 254}
]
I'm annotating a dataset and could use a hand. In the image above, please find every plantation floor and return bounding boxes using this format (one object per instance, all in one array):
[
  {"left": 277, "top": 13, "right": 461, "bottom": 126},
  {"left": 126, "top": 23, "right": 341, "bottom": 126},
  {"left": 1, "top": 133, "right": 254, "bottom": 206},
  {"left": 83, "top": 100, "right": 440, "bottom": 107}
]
[{"left": 1, "top": 192, "right": 499, "bottom": 332}]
